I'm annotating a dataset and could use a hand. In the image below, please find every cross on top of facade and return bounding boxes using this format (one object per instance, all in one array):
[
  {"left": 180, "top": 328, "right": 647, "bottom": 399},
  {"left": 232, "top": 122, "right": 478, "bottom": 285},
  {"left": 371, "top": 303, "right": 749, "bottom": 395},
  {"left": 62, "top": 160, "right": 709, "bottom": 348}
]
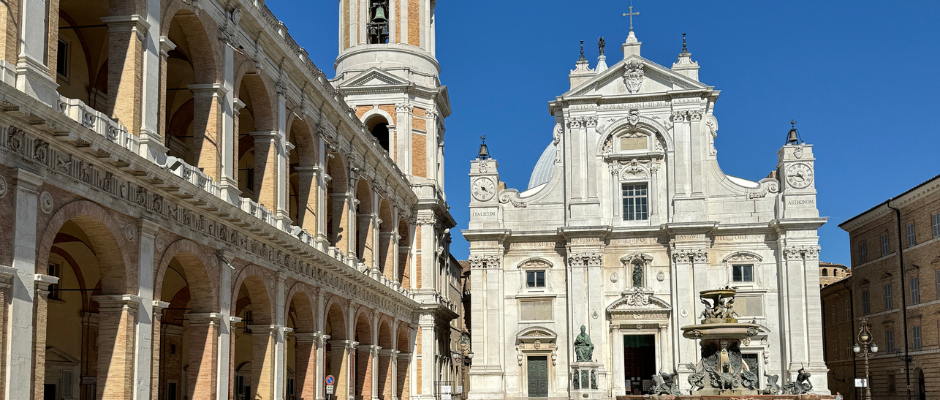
[{"left": 622, "top": 5, "right": 640, "bottom": 32}]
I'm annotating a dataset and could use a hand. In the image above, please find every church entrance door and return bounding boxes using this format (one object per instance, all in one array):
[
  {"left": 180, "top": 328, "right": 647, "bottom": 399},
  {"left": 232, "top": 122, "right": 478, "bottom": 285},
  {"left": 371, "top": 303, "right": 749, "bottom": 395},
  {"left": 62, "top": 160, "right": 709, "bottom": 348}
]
[
  {"left": 622, "top": 335, "right": 655, "bottom": 395},
  {"left": 527, "top": 356, "right": 549, "bottom": 397}
]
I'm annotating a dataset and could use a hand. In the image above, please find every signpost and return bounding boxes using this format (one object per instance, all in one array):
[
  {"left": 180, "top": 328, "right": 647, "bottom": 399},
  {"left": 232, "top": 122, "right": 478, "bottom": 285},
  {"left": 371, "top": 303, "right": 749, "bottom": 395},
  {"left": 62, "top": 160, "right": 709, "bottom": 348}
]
[
  {"left": 325, "top": 375, "right": 335, "bottom": 400},
  {"left": 855, "top": 378, "right": 868, "bottom": 388}
]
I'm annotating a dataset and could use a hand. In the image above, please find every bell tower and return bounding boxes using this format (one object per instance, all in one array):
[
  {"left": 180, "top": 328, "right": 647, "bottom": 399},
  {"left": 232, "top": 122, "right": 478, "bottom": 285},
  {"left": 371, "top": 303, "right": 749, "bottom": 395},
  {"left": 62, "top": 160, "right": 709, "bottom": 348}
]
[{"left": 333, "top": 0, "right": 449, "bottom": 192}]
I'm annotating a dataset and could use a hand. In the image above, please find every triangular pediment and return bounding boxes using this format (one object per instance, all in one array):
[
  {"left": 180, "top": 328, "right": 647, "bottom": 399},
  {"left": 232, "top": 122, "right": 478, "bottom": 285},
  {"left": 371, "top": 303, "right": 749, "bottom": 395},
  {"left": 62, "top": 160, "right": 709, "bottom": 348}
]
[
  {"left": 45, "top": 347, "right": 80, "bottom": 364},
  {"left": 564, "top": 55, "right": 707, "bottom": 98},
  {"left": 340, "top": 67, "right": 410, "bottom": 88},
  {"left": 607, "top": 288, "right": 672, "bottom": 318}
]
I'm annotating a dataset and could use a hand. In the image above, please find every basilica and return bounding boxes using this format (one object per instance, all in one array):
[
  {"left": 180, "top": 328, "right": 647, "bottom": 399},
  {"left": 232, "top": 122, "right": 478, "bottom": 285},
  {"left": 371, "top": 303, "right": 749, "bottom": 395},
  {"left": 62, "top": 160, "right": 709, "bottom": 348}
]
[
  {"left": 464, "top": 29, "right": 830, "bottom": 399},
  {"left": 0, "top": 0, "right": 465, "bottom": 399}
]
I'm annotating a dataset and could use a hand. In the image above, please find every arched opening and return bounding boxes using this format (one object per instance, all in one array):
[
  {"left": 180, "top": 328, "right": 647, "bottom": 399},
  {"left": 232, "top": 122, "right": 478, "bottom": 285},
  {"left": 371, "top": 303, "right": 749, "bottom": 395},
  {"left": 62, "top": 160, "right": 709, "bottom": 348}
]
[
  {"left": 367, "top": 0, "right": 389, "bottom": 44},
  {"left": 822, "top": 269, "right": 828, "bottom": 277},
  {"left": 354, "top": 311, "right": 374, "bottom": 399},
  {"left": 56, "top": 0, "right": 109, "bottom": 112},
  {"left": 366, "top": 115, "right": 390, "bottom": 152},
  {"left": 232, "top": 274, "right": 275, "bottom": 400},
  {"left": 236, "top": 73, "right": 276, "bottom": 206},
  {"left": 398, "top": 219, "right": 411, "bottom": 288},
  {"left": 396, "top": 323, "right": 412, "bottom": 400},
  {"left": 41, "top": 214, "right": 130, "bottom": 400},
  {"left": 156, "top": 249, "right": 218, "bottom": 400},
  {"left": 324, "top": 301, "right": 349, "bottom": 400},
  {"left": 918, "top": 368, "right": 926, "bottom": 400},
  {"left": 286, "top": 289, "right": 317, "bottom": 400},
  {"left": 326, "top": 152, "right": 349, "bottom": 249},
  {"left": 378, "top": 200, "right": 394, "bottom": 278},
  {"left": 288, "top": 118, "right": 318, "bottom": 232},
  {"left": 163, "top": 9, "right": 220, "bottom": 178},
  {"left": 355, "top": 180, "right": 375, "bottom": 265},
  {"left": 377, "top": 320, "right": 394, "bottom": 399}
]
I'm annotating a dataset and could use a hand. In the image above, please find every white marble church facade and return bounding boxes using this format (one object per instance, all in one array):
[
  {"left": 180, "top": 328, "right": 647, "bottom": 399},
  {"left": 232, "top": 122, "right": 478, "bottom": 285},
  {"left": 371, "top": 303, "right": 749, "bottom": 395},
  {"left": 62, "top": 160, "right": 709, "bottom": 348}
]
[{"left": 464, "top": 30, "right": 829, "bottom": 399}]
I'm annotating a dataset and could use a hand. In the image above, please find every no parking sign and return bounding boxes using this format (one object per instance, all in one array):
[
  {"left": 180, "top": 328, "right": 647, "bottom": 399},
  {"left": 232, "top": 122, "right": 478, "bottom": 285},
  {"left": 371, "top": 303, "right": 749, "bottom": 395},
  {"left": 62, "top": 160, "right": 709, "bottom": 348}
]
[{"left": 325, "top": 375, "right": 335, "bottom": 395}]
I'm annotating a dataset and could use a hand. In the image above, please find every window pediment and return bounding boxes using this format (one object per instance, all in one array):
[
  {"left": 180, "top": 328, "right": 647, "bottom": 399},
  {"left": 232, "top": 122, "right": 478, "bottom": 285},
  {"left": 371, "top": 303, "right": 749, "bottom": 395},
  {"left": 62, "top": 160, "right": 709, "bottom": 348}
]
[{"left": 722, "top": 251, "right": 763, "bottom": 264}]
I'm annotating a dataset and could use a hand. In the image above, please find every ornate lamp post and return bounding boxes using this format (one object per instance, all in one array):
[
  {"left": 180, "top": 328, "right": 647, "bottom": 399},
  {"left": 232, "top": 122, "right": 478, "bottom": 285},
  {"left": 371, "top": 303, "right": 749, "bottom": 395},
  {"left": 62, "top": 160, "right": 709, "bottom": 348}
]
[{"left": 853, "top": 318, "right": 879, "bottom": 400}]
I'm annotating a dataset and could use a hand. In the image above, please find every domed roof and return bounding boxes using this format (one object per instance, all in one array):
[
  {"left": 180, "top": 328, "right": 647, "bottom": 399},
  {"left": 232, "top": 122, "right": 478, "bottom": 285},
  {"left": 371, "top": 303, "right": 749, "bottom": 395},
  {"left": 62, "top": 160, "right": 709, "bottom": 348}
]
[{"left": 527, "top": 143, "right": 556, "bottom": 189}]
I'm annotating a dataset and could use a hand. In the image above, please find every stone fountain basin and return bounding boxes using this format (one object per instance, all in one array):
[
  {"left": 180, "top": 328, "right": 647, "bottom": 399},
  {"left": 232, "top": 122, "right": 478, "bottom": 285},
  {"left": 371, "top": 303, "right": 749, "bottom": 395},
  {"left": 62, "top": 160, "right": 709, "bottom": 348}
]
[{"left": 681, "top": 323, "right": 761, "bottom": 340}]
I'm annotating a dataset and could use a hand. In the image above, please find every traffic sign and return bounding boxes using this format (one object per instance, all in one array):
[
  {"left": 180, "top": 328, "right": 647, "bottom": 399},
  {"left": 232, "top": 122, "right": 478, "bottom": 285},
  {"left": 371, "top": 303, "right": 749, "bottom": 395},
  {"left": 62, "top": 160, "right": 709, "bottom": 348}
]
[
  {"left": 855, "top": 378, "right": 868, "bottom": 388},
  {"left": 326, "top": 375, "right": 335, "bottom": 394}
]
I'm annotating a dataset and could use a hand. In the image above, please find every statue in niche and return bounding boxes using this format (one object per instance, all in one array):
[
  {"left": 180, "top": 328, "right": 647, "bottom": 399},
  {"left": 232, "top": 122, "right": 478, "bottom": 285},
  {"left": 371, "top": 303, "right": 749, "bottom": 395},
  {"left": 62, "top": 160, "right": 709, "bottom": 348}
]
[
  {"left": 632, "top": 262, "right": 643, "bottom": 287},
  {"left": 573, "top": 325, "right": 594, "bottom": 362}
]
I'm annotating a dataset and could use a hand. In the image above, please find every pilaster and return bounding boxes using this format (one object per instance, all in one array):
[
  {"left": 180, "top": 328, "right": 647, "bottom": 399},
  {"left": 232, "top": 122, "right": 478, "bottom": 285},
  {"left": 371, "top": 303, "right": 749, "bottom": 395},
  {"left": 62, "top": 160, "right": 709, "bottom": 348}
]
[
  {"left": 15, "top": 0, "right": 58, "bottom": 106},
  {"left": 133, "top": 219, "right": 160, "bottom": 400},
  {"left": 102, "top": 14, "right": 149, "bottom": 136}
]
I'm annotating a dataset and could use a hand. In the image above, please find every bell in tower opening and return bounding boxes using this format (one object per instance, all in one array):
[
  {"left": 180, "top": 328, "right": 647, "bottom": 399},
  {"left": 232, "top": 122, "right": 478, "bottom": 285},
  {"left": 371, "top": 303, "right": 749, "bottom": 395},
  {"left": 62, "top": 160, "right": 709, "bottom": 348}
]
[{"left": 368, "top": 0, "right": 390, "bottom": 44}]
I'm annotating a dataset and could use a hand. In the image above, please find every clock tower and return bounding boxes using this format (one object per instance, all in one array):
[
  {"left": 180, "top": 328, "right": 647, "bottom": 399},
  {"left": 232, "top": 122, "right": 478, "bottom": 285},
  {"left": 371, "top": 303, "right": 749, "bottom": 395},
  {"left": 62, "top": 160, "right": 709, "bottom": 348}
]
[
  {"left": 778, "top": 122, "right": 818, "bottom": 219},
  {"left": 469, "top": 139, "right": 502, "bottom": 230}
]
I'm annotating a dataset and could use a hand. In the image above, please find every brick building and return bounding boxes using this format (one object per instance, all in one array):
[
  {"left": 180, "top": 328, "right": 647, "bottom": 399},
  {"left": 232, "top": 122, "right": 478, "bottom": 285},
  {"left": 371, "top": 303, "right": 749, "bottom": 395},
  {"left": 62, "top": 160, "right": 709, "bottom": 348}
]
[
  {"left": 0, "top": 0, "right": 462, "bottom": 399},
  {"left": 826, "top": 173, "right": 940, "bottom": 400},
  {"left": 820, "top": 261, "right": 851, "bottom": 288}
]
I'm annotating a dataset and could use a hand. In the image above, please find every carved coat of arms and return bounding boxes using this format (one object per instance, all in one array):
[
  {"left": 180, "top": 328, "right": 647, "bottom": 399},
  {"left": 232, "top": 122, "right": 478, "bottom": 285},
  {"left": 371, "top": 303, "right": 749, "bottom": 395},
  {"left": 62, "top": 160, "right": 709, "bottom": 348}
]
[{"left": 623, "top": 60, "right": 644, "bottom": 93}]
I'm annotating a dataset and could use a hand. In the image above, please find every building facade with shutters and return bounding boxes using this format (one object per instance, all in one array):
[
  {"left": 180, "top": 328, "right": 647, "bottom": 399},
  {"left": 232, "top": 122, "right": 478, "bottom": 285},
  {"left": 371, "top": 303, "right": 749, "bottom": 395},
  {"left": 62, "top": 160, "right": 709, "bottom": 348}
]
[
  {"left": 0, "top": 0, "right": 462, "bottom": 399},
  {"left": 831, "top": 173, "right": 940, "bottom": 400},
  {"left": 464, "top": 30, "right": 830, "bottom": 399}
]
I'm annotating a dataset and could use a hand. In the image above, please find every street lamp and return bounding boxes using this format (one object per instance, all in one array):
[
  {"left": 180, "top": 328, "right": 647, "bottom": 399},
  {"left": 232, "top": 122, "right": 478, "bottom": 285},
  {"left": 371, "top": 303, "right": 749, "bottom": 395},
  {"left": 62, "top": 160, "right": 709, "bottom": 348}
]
[{"left": 853, "top": 318, "right": 878, "bottom": 400}]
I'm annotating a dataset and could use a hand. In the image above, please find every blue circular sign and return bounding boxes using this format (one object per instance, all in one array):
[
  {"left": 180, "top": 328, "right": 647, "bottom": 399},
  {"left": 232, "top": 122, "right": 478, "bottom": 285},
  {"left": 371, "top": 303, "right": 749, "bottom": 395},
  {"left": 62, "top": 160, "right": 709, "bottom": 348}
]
[{"left": 325, "top": 375, "right": 335, "bottom": 385}]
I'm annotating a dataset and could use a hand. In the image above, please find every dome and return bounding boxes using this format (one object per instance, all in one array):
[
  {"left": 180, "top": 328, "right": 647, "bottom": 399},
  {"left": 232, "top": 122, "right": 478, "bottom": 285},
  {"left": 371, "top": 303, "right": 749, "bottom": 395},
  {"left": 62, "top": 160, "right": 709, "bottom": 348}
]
[{"left": 527, "top": 143, "right": 557, "bottom": 189}]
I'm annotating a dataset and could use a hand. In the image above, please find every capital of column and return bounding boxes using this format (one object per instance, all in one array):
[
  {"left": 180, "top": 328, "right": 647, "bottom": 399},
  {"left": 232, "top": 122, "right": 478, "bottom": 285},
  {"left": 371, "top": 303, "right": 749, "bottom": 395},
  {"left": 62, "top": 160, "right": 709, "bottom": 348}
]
[
  {"left": 92, "top": 294, "right": 143, "bottom": 312},
  {"left": 228, "top": 316, "right": 243, "bottom": 326},
  {"left": 159, "top": 36, "right": 177, "bottom": 59},
  {"left": 152, "top": 300, "right": 170, "bottom": 314},
  {"left": 0, "top": 266, "right": 16, "bottom": 289},
  {"left": 293, "top": 332, "right": 319, "bottom": 343},
  {"left": 250, "top": 130, "right": 280, "bottom": 143},
  {"left": 13, "top": 168, "right": 43, "bottom": 193},
  {"left": 396, "top": 352, "right": 412, "bottom": 359},
  {"left": 316, "top": 333, "right": 332, "bottom": 347},
  {"left": 34, "top": 273, "right": 59, "bottom": 295},
  {"left": 188, "top": 312, "right": 224, "bottom": 327},
  {"left": 189, "top": 83, "right": 228, "bottom": 98},
  {"left": 356, "top": 344, "right": 381, "bottom": 353},
  {"left": 378, "top": 349, "right": 399, "bottom": 357},
  {"left": 139, "top": 218, "right": 161, "bottom": 239},
  {"left": 247, "top": 324, "right": 280, "bottom": 335},
  {"left": 100, "top": 15, "right": 150, "bottom": 37}
]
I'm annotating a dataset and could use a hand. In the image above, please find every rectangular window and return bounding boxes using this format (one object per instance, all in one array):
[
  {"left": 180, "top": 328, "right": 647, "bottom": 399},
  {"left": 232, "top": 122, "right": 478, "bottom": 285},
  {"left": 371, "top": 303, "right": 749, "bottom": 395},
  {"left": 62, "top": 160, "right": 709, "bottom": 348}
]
[
  {"left": 913, "top": 325, "right": 923, "bottom": 351},
  {"left": 882, "top": 234, "right": 890, "bottom": 256},
  {"left": 56, "top": 39, "right": 69, "bottom": 79},
  {"left": 885, "top": 329, "right": 895, "bottom": 353},
  {"left": 907, "top": 223, "right": 916, "bottom": 247},
  {"left": 911, "top": 276, "right": 921, "bottom": 305},
  {"left": 844, "top": 299, "right": 850, "bottom": 320},
  {"left": 621, "top": 183, "right": 648, "bottom": 221},
  {"left": 862, "top": 290, "right": 870, "bottom": 315},
  {"left": 526, "top": 270, "right": 546, "bottom": 288},
  {"left": 48, "top": 264, "right": 61, "bottom": 300},
  {"left": 933, "top": 213, "right": 940, "bottom": 238},
  {"left": 884, "top": 284, "right": 893, "bottom": 310},
  {"left": 732, "top": 265, "right": 754, "bottom": 282},
  {"left": 889, "top": 374, "right": 897, "bottom": 393},
  {"left": 859, "top": 242, "right": 868, "bottom": 263}
]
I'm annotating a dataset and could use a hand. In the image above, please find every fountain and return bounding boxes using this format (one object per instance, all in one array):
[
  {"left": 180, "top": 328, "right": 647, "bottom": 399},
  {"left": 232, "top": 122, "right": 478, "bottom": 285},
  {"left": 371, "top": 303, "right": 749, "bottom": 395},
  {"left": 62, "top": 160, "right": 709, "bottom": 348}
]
[{"left": 616, "top": 287, "right": 834, "bottom": 399}]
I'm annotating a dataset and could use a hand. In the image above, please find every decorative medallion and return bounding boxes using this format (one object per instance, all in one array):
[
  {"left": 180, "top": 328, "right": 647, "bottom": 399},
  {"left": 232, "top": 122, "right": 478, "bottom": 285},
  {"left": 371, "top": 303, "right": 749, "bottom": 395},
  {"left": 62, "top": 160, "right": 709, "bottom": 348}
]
[
  {"left": 0, "top": 176, "right": 6, "bottom": 198},
  {"left": 471, "top": 177, "right": 496, "bottom": 201},
  {"left": 627, "top": 108, "right": 640, "bottom": 126},
  {"left": 592, "top": 311, "right": 598, "bottom": 319},
  {"left": 793, "top": 146, "right": 804, "bottom": 159},
  {"left": 610, "top": 272, "right": 619, "bottom": 283},
  {"left": 155, "top": 234, "right": 165, "bottom": 251},
  {"left": 680, "top": 308, "right": 689, "bottom": 317},
  {"left": 656, "top": 271, "right": 665, "bottom": 282},
  {"left": 39, "top": 191, "right": 53, "bottom": 214},
  {"left": 124, "top": 224, "right": 136, "bottom": 242},
  {"left": 785, "top": 163, "right": 814, "bottom": 189}
]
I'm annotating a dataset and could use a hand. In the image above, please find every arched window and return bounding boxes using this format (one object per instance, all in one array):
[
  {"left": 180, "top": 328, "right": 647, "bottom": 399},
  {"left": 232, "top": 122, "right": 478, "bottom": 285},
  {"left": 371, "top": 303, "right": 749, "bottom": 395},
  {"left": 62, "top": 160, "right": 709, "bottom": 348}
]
[
  {"left": 366, "top": 116, "right": 390, "bottom": 152},
  {"left": 822, "top": 269, "right": 828, "bottom": 277},
  {"left": 368, "top": 0, "right": 389, "bottom": 44}
]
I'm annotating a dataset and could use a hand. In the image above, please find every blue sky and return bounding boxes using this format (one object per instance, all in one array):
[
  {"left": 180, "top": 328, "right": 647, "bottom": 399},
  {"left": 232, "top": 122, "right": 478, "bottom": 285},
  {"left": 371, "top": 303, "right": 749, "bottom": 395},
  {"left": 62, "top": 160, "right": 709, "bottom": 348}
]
[{"left": 269, "top": 0, "right": 940, "bottom": 265}]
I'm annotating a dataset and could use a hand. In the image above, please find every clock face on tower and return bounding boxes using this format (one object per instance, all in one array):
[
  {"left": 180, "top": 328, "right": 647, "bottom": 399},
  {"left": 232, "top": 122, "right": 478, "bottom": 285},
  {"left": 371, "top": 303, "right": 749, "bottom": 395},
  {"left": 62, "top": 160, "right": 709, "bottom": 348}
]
[
  {"left": 471, "top": 177, "right": 497, "bottom": 201},
  {"left": 786, "top": 163, "right": 814, "bottom": 189}
]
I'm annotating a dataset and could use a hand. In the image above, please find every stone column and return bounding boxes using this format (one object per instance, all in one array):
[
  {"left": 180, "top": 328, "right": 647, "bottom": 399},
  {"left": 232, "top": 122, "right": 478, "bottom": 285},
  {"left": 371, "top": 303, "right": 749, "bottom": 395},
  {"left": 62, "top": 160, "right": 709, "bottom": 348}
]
[
  {"left": 187, "top": 313, "right": 221, "bottom": 400},
  {"left": 31, "top": 274, "right": 58, "bottom": 400},
  {"left": 218, "top": 34, "right": 240, "bottom": 204},
  {"left": 216, "top": 251, "right": 235, "bottom": 400},
  {"left": 252, "top": 130, "right": 280, "bottom": 211},
  {"left": 418, "top": 314, "right": 435, "bottom": 397},
  {"left": 347, "top": 183, "right": 359, "bottom": 263},
  {"left": 356, "top": 344, "right": 379, "bottom": 400},
  {"left": 15, "top": 0, "right": 58, "bottom": 105},
  {"left": 315, "top": 334, "right": 330, "bottom": 400},
  {"left": 273, "top": 276, "right": 288, "bottom": 399},
  {"left": 4, "top": 169, "right": 43, "bottom": 400},
  {"left": 379, "top": 349, "right": 396, "bottom": 400},
  {"left": 102, "top": 15, "right": 149, "bottom": 136},
  {"left": 274, "top": 81, "right": 291, "bottom": 230},
  {"left": 134, "top": 219, "right": 160, "bottom": 400},
  {"left": 189, "top": 84, "right": 226, "bottom": 180},
  {"left": 150, "top": 301, "right": 169, "bottom": 400},
  {"left": 138, "top": 0, "right": 165, "bottom": 163},
  {"left": 294, "top": 333, "right": 318, "bottom": 400},
  {"left": 315, "top": 136, "right": 329, "bottom": 251},
  {"left": 93, "top": 295, "right": 141, "bottom": 400},
  {"left": 328, "top": 340, "right": 355, "bottom": 400}
]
